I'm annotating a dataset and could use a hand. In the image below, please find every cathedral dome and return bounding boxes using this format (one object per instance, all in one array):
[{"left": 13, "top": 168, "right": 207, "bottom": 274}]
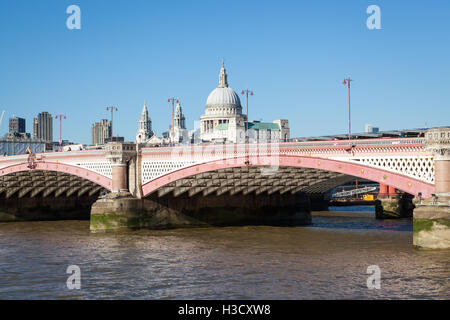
[
  {"left": 204, "top": 59, "right": 242, "bottom": 115},
  {"left": 206, "top": 87, "right": 241, "bottom": 108}
]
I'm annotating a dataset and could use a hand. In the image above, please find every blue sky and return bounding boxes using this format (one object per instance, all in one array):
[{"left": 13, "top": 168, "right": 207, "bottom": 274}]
[{"left": 0, "top": 0, "right": 449, "bottom": 144}]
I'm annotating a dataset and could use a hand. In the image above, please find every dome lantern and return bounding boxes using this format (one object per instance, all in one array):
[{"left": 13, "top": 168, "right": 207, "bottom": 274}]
[{"left": 218, "top": 58, "right": 228, "bottom": 88}]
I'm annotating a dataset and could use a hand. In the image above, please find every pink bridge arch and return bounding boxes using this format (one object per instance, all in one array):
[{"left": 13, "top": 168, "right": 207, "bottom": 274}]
[
  {"left": 0, "top": 161, "right": 112, "bottom": 190},
  {"left": 142, "top": 155, "right": 435, "bottom": 198}
]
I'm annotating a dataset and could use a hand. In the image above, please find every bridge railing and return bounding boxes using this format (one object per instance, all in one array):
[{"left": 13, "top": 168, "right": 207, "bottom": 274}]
[
  {"left": 142, "top": 137, "right": 424, "bottom": 153},
  {"left": 140, "top": 137, "right": 426, "bottom": 161},
  {"left": 0, "top": 149, "right": 108, "bottom": 169},
  {"left": 332, "top": 186, "right": 378, "bottom": 199}
]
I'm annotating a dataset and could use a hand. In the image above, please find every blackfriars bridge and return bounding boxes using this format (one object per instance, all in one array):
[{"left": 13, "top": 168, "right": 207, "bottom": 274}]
[{"left": 0, "top": 128, "right": 449, "bottom": 248}]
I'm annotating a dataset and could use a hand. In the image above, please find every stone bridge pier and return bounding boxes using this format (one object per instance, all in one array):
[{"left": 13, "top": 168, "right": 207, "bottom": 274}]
[
  {"left": 104, "top": 142, "right": 137, "bottom": 195},
  {"left": 414, "top": 128, "right": 450, "bottom": 249},
  {"left": 375, "top": 183, "right": 415, "bottom": 219}
]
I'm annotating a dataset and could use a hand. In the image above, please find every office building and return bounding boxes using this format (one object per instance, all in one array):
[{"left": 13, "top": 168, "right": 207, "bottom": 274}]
[
  {"left": 92, "top": 119, "right": 111, "bottom": 145},
  {"left": 33, "top": 112, "right": 53, "bottom": 142}
]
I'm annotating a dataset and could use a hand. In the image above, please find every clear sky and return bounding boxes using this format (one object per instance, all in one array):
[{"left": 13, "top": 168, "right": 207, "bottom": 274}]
[{"left": 0, "top": 0, "right": 449, "bottom": 144}]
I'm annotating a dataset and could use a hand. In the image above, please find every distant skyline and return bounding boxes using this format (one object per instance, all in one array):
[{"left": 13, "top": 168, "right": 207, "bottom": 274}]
[{"left": 1, "top": 0, "right": 449, "bottom": 144}]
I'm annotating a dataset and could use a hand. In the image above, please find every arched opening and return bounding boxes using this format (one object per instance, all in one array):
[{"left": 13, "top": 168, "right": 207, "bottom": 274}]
[
  {"left": 141, "top": 155, "right": 434, "bottom": 199},
  {"left": 137, "top": 155, "right": 433, "bottom": 228},
  {"left": 0, "top": 163, "right": 111, "bottom": 221}
]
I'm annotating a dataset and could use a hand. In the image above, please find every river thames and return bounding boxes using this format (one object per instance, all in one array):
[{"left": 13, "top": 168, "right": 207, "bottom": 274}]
[{"left": 0, "top": 208, "right": 448, "bottom": 299}]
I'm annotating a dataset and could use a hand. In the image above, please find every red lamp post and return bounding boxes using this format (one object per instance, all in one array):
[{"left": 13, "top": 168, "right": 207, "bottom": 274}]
[
  {"left": 106, "top": 106, "right": 118, "bottom": 142},
  {"left": 342, "top": 77, "right": 353, "bottom": 142},
  {"left": 241, "top": 89, "right": 254, "bottom": 144},
  {"left": 55, "top": 114, "right": 66, "bottom": 151}
]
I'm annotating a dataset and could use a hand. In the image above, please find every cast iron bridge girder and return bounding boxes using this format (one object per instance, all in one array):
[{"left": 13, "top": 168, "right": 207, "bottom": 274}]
[
  {"left": 0, "top": 170, "right": 107, "bottom": 199},
  {"left": 149, "top": 166, "right": 351, "bottom": 198}
]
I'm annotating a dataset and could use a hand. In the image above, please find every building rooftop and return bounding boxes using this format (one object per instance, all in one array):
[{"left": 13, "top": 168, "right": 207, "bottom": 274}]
[
  {"left": 216, "top": 123, "right": 229, "bottom": 130},
  {"left": 290, "top": 127, "right": 442, "bottom": 142},
  {"left": 248, "top": 122, "right": 280, "bottom": 130}
]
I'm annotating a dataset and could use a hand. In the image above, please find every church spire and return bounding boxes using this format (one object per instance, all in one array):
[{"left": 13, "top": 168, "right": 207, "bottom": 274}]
[
  {"left": 141, "top": 101, "right": 148, "bottom": 115},
  {"left": 136, "top": 101, "right": 153, "bottom": 143},
  {"left": 175, "top": 98, "right": 181, "bottom": 113},
  {"left": 218, "top": 58, "right": 228, "bottom": 88}
]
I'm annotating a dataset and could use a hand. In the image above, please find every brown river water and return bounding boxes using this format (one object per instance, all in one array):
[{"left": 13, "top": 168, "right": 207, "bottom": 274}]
[{"left": 0, "top": 208, "right": 448, "bottom": 299}]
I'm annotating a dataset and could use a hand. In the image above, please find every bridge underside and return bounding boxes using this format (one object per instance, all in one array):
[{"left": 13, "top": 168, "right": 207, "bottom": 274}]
[
  {"left": 92, "top": 166, "right": 360, "bottom": 231},
  {"left": 148, "top": 166, "right": 357, "bottom": 199},
  {"left": 0, "top": 170, "right": 107, "bottom": 221},
  {"left": 0, "top": 171, "right": 106, "bottom": 199}
]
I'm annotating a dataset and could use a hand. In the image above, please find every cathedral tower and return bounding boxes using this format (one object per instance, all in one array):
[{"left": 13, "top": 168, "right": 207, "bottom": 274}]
[{"left": 135, "top": 102, "right": 154, "bottom": 144}]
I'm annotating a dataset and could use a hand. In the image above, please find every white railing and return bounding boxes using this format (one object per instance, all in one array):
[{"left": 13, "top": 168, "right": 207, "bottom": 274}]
[{"left": 332, "top": 186, "right": 377, "bottom": 199}]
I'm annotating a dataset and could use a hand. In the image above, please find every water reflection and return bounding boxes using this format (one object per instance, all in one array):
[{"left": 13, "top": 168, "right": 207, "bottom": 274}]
[
  {"left": 0, "top": 209, "right": 448, "bottom": 299},
  {"left": 311, "top": 210, "right": 412, "bottom": 232}
]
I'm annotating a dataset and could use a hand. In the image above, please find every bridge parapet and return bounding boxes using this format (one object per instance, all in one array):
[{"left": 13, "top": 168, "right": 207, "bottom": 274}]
[
  {"left": 141, "top": 137, "right": 426, "bottom": 158},
  {"left": 425, "top": 128, "right": 450, "bottom": 160}
]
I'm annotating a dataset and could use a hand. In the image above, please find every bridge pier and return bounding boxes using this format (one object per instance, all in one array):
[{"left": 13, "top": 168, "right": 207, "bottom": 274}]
[
  {"left": 111, "top": 165, "right": 127, "bottom": 192},
  {"left": 414, "top": 128, "right": 450, "bottom": 249},
  {"left": 310, "top": 194, "right": 329, "bottom": 211},
  {"left": 375, "top": 194, "right": 415, "bottom": 219},
  {"left": 378, "top": 183, "right": 388, "bottom": 197},
  {"left": 104, "top": 142, "right": 137, "bottom": 195},
  {"left": 90, "top": 191, "right": 312, "bottom": 232},
  {"left": 375, "top": 183, "right": 415, "bottom": 219}
]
